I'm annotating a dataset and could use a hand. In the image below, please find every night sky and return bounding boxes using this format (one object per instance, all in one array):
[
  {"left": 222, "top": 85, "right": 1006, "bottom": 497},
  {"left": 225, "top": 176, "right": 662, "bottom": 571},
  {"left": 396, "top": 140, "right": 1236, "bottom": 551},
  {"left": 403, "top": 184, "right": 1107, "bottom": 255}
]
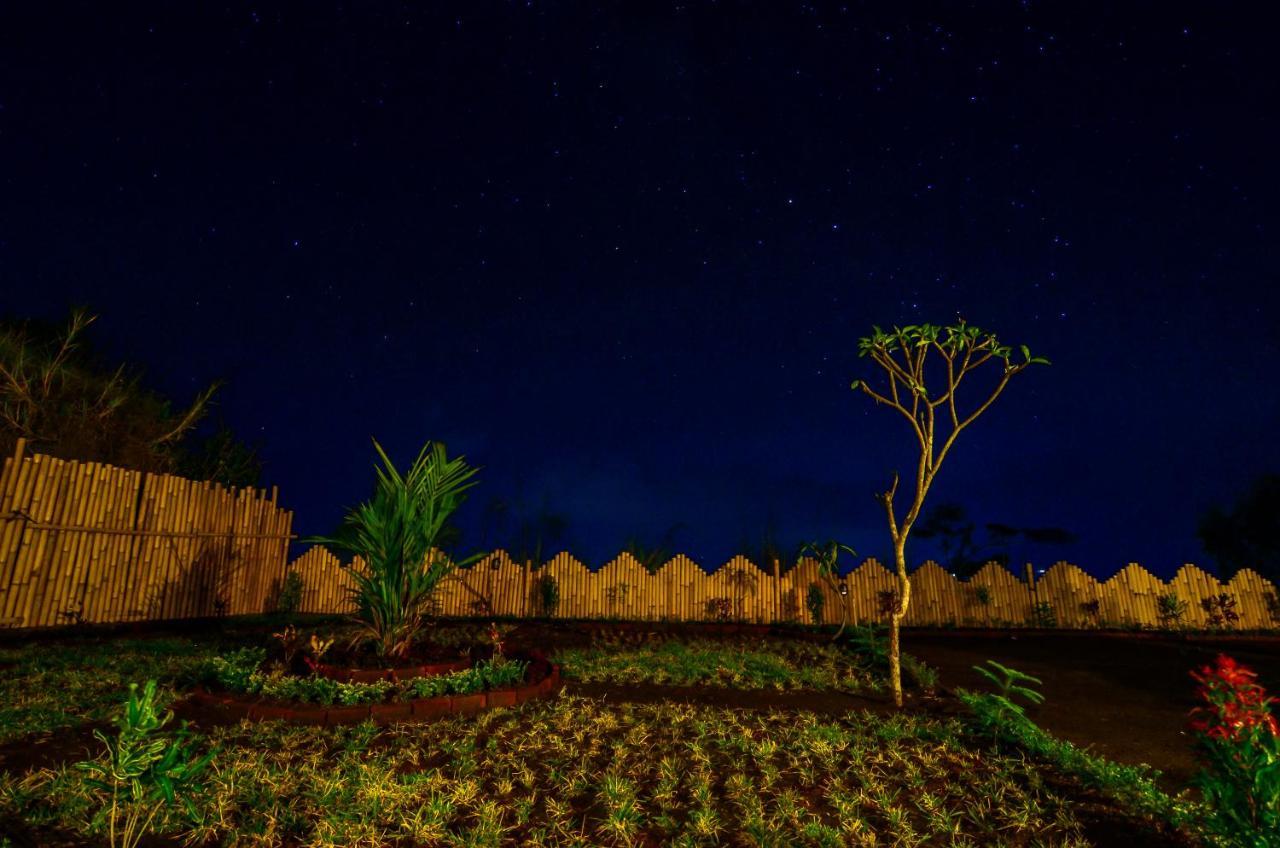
[{"left": 2, "top": 2, "right": 1277, "bottom": 579}]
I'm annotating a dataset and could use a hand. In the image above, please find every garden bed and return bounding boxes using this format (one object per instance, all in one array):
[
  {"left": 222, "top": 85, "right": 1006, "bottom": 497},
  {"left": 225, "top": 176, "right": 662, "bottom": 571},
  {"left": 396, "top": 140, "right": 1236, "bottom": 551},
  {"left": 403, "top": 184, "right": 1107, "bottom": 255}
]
[
  {"left": 187, "top": 663, "right": 562, "bottom": 726},
  {"left": 3, "top": 621, "right": 1272, "bottom": 846}
]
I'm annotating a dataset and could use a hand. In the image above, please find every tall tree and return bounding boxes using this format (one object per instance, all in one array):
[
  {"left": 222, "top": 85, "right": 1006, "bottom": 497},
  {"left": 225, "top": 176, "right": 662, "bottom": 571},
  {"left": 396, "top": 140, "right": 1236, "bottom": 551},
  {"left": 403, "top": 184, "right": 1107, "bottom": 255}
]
[
  {"left": 1198, "top": 474, "right": 1280, "bottom": 583},
  {"left": 0, "top": 309, "right": 254, "bottom": 481},
  {"left": 849, "top": 320, "right": 1049, "bottom": 707}
]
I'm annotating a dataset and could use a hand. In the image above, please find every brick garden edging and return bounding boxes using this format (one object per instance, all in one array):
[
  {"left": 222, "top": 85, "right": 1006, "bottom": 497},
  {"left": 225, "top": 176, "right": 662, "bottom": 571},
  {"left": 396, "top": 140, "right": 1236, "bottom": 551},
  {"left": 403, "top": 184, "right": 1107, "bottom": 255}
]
[
  {"left": 189, "top": 664, "right": 562, "bottom": 726},
  {"left": 311, "top": 657, "right": 473, "bottom": 683}
]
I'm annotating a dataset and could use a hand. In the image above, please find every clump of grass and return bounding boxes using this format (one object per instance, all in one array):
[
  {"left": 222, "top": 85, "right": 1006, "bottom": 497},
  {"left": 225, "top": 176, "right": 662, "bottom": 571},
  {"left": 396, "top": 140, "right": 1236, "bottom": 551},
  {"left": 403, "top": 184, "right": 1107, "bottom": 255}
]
[{"left": 0, "top": 639, "right": 221, "bottom": 744}]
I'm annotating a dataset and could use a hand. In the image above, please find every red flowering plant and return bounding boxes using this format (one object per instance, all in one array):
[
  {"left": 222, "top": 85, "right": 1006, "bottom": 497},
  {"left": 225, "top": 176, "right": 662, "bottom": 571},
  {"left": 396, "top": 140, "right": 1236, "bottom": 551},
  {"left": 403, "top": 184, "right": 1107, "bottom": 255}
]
[{"left": 1186, "top": 654, "right": 1280, "bottom": 845}]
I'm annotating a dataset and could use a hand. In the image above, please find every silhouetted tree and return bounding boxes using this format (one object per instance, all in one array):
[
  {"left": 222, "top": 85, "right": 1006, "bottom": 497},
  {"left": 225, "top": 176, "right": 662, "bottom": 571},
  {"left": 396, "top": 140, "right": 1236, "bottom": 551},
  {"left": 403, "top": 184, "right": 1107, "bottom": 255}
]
[
  {"left": 1198, "top": 474, "right": 1280, "bottom": 583},
  {"left": 0, "top": 309, "right": 255, "bottom": 481},
  {"left": 623, "top": 523, "right": 684, "bottom": 573},
  {"left": 914, "top": 502, "right": 1076, "bottom": 578},
  {"left": 178, "top": 421, "right": 262, "bottom": 488}
]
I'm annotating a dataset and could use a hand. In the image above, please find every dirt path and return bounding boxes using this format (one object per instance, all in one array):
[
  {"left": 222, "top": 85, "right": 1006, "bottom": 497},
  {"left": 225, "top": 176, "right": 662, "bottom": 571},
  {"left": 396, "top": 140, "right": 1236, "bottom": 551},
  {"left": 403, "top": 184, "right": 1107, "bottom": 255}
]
[{"left": 903, "top": 631, "right": 1280, "bottom": 791}]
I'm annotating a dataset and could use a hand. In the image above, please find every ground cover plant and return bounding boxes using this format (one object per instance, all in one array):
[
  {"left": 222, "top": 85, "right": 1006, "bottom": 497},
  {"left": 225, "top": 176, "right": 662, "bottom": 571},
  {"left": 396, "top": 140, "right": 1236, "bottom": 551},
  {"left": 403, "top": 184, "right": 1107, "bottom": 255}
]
[
  {"left": 0, "top": 638, "right": 222, "bottom": 744},
  {"left": 555, "top": 636, "right": 878, "bottom": 692},
  {"left": 1, "top": 623, "right": 1254, "bottom": 847},
  {"left": 6, "top": 692, "right": 1186, "bottom": 847}
]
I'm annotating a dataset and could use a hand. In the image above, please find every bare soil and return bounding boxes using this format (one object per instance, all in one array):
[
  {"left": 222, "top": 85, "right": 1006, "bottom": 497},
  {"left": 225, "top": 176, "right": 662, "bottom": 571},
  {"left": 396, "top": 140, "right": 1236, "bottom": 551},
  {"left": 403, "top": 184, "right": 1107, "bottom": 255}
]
[{"left": 901, "top": 629, "right": 1280, "bottom": 791}]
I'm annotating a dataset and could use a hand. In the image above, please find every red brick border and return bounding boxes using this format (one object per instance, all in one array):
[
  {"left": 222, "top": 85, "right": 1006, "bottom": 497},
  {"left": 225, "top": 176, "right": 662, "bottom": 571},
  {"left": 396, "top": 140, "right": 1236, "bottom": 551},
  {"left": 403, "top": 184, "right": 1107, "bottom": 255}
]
[
  {"left": 189, "top": 665, "right": 561, "bottom": 726},
  {"left": 312, "top": 657, "right": 473, "bottom": 684}
]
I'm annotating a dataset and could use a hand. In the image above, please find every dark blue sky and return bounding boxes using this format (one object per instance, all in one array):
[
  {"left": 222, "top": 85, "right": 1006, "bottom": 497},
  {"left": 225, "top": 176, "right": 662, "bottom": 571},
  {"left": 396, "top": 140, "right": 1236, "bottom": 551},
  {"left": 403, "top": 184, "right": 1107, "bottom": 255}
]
[{"left": 2, "top": 2, "right": 1277, "bottom": 578}]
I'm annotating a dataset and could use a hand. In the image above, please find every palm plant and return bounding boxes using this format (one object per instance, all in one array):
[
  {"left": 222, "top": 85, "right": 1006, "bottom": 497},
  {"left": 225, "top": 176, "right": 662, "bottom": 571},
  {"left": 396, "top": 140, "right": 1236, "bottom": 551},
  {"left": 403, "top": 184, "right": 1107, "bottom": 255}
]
[{"left": 311, "top": 439, "right": 481, "bottom": 659}]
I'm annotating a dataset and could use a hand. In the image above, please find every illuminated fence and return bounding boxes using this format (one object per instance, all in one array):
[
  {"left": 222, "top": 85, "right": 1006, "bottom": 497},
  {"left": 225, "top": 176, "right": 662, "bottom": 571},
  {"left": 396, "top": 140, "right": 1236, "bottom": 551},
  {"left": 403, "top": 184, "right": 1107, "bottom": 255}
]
[
  {"left": 2, "top": 437, "right": 1278, "bottom": 631},
  {"left": 289, "top": 546, "right": 1280, "bottom": 630},
  {"left": 0, "top": 440, "right": 294, "bottom": 628}
]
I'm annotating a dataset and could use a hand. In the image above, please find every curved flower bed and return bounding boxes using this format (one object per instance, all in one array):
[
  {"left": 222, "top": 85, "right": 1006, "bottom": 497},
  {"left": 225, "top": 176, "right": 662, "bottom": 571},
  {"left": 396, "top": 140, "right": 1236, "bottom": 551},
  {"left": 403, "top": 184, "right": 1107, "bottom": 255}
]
[
  {"left": 310, "top": 657, "right": 473, "bottom": 684},
  {"left": 191, "top": 648, "right": 560, "bottom": 725}
]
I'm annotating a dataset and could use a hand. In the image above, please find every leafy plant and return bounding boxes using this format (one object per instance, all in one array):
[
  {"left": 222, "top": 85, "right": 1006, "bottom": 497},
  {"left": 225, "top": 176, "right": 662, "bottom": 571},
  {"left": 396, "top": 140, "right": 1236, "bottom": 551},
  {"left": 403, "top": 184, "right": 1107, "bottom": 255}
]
[
  {"left": 271, "top": 625, "right": 303, "bottom": 667},
  {"left": 1029, "top": 601, "right": 1056, "bottom": 628},
  {"left": 1157, "top": 592, "right": 1188, "bottom": 629},
  {"left": 1202, "top": 593, "right": 1241, "bottom": 629},
  {"left": 798, "top": 540, "right": 856, "bottom": 639},
  {"left": 536, "top": 572, "right": 560, "bottom": 617},
  {"left": 309, "top": 439, "right": 482, "bottom": 659},
  {"left": 196, "top": 647, "right": 265, "bottom": 691},
  {"left": 1187, "top": 654, "right": 1280, "bottom": 845},
  {"left": 275, "top": 570, "right": 304, "bottom": 616},
  {"left": 705, "top": 597, "right": 732, "bottom": 622},
  {"left": 971, "top": 585, "right": 992, "bottom": 606},
  {"left": 972, "top": 660, "right": 1044, "bottom": 724},
  {"left": 805, "top": 582, "right": 825, "bottom": 625},
  {"left": 75, "top": 680, "right": 215, "bottom": 848},
  {"left": 307, "top": 633, "right": 334, "bottom": 662}
]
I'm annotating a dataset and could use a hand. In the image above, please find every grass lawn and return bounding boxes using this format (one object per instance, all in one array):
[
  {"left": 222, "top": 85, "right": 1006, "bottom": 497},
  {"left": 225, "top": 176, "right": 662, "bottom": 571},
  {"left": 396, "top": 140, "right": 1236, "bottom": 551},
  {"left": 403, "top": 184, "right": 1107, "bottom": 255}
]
[{"left": 0, "top": 622, "right": 1205, "bottom": 847}]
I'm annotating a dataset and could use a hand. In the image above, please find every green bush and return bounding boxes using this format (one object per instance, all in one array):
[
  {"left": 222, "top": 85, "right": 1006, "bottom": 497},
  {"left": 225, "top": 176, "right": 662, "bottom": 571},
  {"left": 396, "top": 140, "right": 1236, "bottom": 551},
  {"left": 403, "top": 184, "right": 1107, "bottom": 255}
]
[
  {"left": 275, "top": 571, "right": 304, "bottom": 616},
  {"left": 1156, "top": 592, "right": 1187, "bottom": 629},
  {"left": 537, "top": 572, "right": 560, "bottom": 617},
  {"left": 1029, "top": 601, "right": 1056, "bottom": 628},
  {"left": 805, "top": 582, "right": 825, "bottom": 624}
]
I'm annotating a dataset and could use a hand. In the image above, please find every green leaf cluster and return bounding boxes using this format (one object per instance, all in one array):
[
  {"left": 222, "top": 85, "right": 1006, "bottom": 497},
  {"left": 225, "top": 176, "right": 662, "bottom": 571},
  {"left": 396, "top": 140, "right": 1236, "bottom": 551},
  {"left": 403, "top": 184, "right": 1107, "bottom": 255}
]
[
  {"left": 75, "top": 680, "right": 215, "bottom": 848},
  {"left": 311, "top": 439, "right": 481, "bottom": 658}
]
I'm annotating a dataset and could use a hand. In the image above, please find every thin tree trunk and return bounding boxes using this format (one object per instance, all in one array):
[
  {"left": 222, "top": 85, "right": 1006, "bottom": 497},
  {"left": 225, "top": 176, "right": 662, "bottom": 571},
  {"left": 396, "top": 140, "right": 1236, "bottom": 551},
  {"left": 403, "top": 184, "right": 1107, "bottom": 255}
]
[{"left": 888, "top": 537, "right": 912, "bottom": 708}]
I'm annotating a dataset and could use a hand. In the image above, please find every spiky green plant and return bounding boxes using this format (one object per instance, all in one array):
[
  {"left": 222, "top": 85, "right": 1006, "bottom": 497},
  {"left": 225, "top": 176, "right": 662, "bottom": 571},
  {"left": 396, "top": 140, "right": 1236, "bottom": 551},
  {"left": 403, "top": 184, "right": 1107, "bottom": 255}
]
[
  {"left": 311, "top": 439, "right": 481, "bottom": 659},
  {"left": 75, "top": 680, "right": 215, "bottom": 848},
  {"left": 973, "top": 660, "right": 1045, "bottom": 715}
]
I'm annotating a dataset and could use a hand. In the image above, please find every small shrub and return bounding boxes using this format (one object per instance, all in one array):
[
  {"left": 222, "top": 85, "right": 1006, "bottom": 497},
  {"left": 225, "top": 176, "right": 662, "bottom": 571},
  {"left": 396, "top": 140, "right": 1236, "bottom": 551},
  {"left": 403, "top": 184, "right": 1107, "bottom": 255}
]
[
  {"left": 537, "top": 572, "right": 559, "bottom": 617},
  {"left": 1202, "top": 593, "right": 1241, "bottom": 629},
  {"left": 1265, "top": 591, "right": 1280, "bottom": 625},
  {"left": 75, "top": 680, "right": 216, "bottom": 848},
  {"left": 271, "top": 625, "right": 304, "bottom": 667},
  {"left": 972, "top": 585, "right": 992, "bottom": 606},
  {"left": 705, "top": 597, "right": 732, "bottom": 622},
  {"left": 1187, "top": 653, "right": 1280, "bottom": 844},
  {"left": 876, "top": 589, "right": 899, "bottom": 618},
  {"left": 1029, "top": 601, "right": 1056, "bottom": 628},
  {"left": 1080, "top": 598, "right": 1101, "bottom": 624},
  {"left": 195, "top": 648, "right": 265, "bottom": 691},
  {"left": 805, "top": 583, "right": 825, "bottom": 625},
  {"left": 1155, "top": 592, "right": 1187, "bottom": 629},
  {"left": 967, "top": 660, "right": 1045, "bottom": 735},
  {"left": 275, "top": 570, "right": 304, "bottom": 616}
]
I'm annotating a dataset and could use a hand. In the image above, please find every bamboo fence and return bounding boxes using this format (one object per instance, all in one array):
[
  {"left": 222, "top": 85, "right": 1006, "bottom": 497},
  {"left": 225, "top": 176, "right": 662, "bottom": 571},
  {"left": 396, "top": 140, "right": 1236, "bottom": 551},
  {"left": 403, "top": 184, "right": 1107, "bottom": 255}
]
[
  {"left": 0, "top": 439, "right": 294, "bottom": 628},
  {"left": 288, "top": 546, "right": 1280, "bottom": 630},
  {"left": 3, "top": 436, "right": 1278, "bottom": 631}
]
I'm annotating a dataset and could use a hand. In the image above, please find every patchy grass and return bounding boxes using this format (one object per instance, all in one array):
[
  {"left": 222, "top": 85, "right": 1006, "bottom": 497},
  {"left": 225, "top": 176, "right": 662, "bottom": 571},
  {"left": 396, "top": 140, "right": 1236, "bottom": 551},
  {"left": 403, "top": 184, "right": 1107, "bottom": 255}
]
[
  {"left": 556, "top": 637, "right": 879, "bottom": 693},
  {"left": 3, "top": 695, "right": 1149, "bottom": 847},
  {"left": 0, "top": 638, "right": 219, "bottom": 743}
]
